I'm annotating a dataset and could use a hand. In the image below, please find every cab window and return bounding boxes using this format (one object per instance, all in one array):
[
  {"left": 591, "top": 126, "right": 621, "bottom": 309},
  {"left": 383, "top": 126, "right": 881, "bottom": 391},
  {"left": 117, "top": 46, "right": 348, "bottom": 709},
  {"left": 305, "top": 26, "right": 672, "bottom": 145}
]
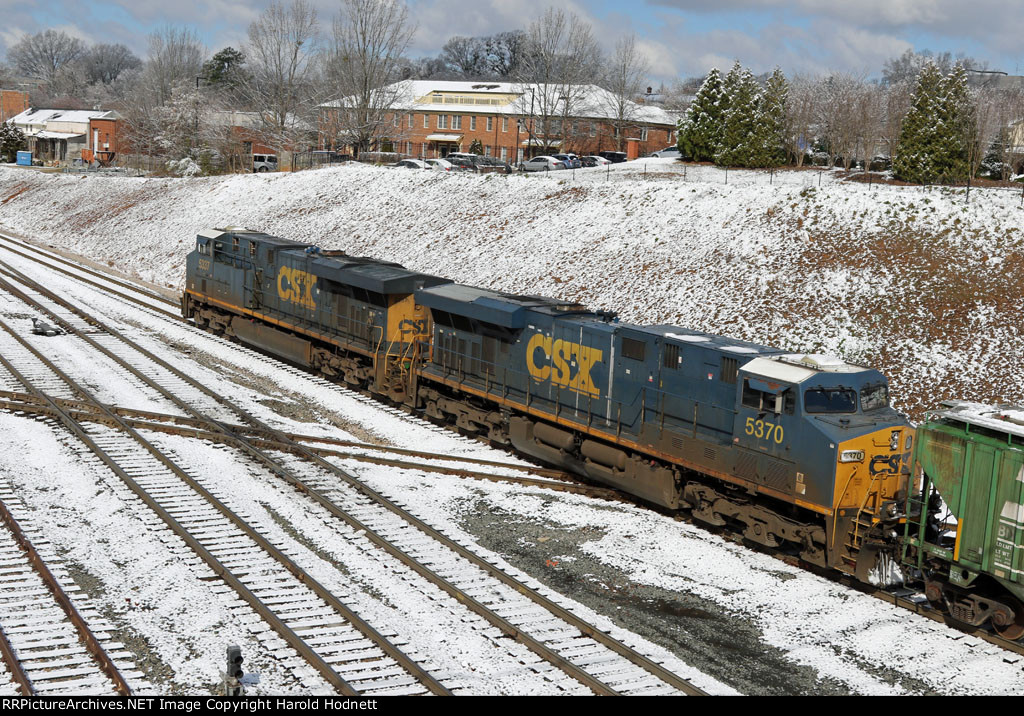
[
  {"left": 860, "top": 383, "right": 889, "bottom": 411},
  {"left": 805, "top": 388, "right": 857, "bottom": 413}
]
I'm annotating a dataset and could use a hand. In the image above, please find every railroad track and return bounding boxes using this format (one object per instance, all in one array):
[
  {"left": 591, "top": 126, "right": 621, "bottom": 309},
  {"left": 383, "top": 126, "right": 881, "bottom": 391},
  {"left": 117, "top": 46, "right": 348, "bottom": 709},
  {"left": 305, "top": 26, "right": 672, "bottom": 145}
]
[
  {"left": 0, "top": 252, "right": 709, "bottom": 693},
  {"left": 2, "top": 227, "right": 1022, "bottom": 680},
  {"left": 0, "top": 486, "right": 140, "bottom": 695}
]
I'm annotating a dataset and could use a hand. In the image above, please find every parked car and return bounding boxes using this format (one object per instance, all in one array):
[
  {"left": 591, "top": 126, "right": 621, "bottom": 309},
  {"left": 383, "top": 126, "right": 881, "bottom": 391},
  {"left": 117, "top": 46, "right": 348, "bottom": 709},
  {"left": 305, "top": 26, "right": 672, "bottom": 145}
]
[
  {"left": 393, "top": 158, "right": 427, "bottom": 169},
  {"left": 446, "top": 156, "right": 479, "bottom": 172},
  {"left": 580, "top": 155, "right": 611, "bottom": 168},
  {"left": 519, "top": 155, "right": 563, "bottom": 172},
  {"left": 425, "top": 158, "right": 453, "bottom": 171},
  {"left": 446, "top": 152, "right": 481, "bottom": 164},
  {"left": 253, "top": 153, "right": 278, "bottom": 172},
  {"left": 476, "top": 156, "right": 514, "bottom": 174},
  {"left": 552, "top": 153, "right": 580, "bottom": 169},
  {"left": 597, "top": 151, "right": 628, "bottom": 163},
  {"left": 650, "top": 146, "right": 681, "bottom": 159}
]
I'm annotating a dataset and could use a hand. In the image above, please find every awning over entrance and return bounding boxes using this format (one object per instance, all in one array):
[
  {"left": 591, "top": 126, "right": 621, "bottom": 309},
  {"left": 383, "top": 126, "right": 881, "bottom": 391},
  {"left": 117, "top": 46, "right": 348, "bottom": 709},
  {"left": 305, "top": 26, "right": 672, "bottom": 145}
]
[
  {"left": 425, "top": 134, "right": 462, "bottom": 142},
  {"left": 35, "top": 131, "right": 84, "bottom": 140},
  {"left": 521, "top": 138, "right": 560, "bottom": 147}
]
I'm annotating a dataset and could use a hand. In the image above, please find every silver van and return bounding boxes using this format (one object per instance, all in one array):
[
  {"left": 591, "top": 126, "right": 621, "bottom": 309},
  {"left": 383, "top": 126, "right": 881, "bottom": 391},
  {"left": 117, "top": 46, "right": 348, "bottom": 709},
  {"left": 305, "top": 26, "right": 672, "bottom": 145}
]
[{"left": 253, "top": 154, "right": 278, "bottom": 172}]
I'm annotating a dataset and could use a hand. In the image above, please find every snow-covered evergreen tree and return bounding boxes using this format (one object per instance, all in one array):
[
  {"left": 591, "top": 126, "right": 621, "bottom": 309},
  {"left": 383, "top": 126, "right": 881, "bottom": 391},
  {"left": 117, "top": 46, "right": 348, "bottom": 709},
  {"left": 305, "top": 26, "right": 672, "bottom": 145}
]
[
  {"left": 0, "top": 121, "right": 26, "bottom": 162},
  {"left": 715, "top": 62, "right": 762, "bottom": 167},
  {"left": 677, "top": 67, "right": 726, "bottom": 161},
  {"left": 936, "top": 64, "right": 974, "bottom": 181},
  {"left": 752, "top": 67, "right": 788, "bottom": 167},
  {"left": 893, "top": 62, "right": 975, "bottom": 183}
]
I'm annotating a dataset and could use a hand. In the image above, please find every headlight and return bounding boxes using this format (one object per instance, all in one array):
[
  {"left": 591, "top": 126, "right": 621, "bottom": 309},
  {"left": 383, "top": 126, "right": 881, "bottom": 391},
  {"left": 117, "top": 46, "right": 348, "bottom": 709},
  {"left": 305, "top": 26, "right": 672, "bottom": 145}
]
[
  {"left": 840, "top": 449, "right": 865, "bottom": 463},
  {"left": 890, "top": 430, "right": 900, "bottom": 451}
]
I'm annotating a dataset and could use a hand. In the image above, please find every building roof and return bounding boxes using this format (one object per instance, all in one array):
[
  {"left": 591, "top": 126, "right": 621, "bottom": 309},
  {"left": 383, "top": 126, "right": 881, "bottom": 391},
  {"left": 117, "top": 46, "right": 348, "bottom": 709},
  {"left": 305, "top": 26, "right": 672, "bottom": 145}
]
[
  {"left": 9, "top": 108, "right": 116, "bottom": 125},
  {"left": 322, "top": 80, "right": 678, "bottom": 127}
]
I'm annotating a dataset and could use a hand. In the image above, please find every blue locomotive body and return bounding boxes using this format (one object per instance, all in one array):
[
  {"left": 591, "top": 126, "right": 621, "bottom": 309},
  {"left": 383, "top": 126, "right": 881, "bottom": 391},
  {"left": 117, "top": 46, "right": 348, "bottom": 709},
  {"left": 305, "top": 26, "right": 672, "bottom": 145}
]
[{"left": 183, "top": 228, "right": 912, "bottom": 577}]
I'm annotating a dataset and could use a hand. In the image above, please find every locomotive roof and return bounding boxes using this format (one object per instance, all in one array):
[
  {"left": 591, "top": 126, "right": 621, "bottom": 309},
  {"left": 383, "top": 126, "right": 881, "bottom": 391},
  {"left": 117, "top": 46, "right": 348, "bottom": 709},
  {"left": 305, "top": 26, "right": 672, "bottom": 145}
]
[
  {"left": 200, "top": 227, "right": 309, "bottom": 249},
  {"left": 934, "top": 400, "right": 1024, "bottom": 439},
  {"left": 306, "top": 253, "right": 451, "bottom": 295},
  {"left": 416, "top": 283, "right": 594, "bottom": 328}
]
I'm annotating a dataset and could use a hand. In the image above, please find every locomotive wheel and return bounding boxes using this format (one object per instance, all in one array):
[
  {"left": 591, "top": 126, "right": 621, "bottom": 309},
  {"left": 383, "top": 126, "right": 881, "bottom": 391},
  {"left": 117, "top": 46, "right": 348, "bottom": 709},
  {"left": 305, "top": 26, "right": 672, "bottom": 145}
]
[{"left": 992, "top": 598, "right": 1024, "bottom": 641}]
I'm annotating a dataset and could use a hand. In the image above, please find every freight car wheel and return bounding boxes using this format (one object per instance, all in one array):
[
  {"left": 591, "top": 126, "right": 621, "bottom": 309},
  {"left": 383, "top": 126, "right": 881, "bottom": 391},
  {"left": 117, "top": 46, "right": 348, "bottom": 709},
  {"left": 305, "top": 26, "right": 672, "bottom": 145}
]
[{"left": 992, "top": 597, "right": 1024, "bottom": 641}]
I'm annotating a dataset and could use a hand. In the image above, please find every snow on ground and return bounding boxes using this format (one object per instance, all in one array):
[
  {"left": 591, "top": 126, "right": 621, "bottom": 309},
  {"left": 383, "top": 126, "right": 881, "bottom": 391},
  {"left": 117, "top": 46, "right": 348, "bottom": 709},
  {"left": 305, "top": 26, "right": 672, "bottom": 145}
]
[
  {"left": 1, "top": 159, "right": 1021, "bottom": 419},
  {"left": 1, "top": 161, "right": 1023, "bottom": 694}
]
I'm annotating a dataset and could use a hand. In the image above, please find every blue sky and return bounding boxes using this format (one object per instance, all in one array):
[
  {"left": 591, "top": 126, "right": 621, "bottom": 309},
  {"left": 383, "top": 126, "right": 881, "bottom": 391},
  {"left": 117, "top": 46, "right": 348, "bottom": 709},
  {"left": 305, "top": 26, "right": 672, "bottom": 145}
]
[{"left": 2, "top": 0, "right": 1022, "bottom": 83}]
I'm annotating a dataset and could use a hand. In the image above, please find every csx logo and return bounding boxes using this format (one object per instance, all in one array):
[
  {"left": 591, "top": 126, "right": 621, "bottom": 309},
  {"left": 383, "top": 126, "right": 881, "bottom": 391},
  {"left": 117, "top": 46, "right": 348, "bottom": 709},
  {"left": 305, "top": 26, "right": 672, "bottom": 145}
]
[
  {"left": 869, "top": 454, "right": 901, "bottom": 476},
  {"left": 526, "top": 333, "right": 603, "bottom": 397},
  {"left": 277, "top": 266, "right": 317, "bottom": 309}
]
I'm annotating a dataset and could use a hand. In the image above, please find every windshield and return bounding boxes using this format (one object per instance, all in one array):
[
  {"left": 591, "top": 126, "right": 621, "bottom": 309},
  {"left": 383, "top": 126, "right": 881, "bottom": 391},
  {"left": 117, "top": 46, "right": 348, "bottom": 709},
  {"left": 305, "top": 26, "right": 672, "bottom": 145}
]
[
  {"left": 860, "top": 383, "right": 889, "bottom": 411},
  {"left": 804, "top": 388, "right": 857, "bottom": 414}
]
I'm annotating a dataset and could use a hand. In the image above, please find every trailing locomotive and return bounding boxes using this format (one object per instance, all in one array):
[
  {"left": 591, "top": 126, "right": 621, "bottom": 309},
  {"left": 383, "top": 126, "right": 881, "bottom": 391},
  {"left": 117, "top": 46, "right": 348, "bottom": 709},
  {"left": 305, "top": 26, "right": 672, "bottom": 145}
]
[{"left": 182, "top": 227, "right": 913, "bottom": 584}]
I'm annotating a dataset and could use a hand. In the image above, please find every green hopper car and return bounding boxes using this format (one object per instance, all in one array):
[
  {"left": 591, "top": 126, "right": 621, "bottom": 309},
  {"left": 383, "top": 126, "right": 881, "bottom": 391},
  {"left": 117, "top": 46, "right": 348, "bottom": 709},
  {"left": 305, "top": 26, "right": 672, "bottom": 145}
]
[{"left": 903, "top": 400, "right": 1024, "bottom": 641}]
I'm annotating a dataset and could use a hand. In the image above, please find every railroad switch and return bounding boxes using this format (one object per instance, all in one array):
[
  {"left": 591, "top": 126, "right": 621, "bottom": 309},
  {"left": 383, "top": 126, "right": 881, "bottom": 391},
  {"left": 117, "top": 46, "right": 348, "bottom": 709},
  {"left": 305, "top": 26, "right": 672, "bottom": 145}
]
[{"left": 30, "top": 318, "right": 60, "bottom": 336}]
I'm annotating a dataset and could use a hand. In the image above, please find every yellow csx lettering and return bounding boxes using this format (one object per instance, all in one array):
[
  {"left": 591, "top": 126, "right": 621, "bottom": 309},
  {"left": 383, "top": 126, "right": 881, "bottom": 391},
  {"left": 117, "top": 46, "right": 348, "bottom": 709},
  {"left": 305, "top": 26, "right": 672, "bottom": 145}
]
[
  {"left": 276, "top": 266, "right": 317, "bottom": 309},
  {"left": 526, "top": 333, "right": 603, "bottom": 397}
]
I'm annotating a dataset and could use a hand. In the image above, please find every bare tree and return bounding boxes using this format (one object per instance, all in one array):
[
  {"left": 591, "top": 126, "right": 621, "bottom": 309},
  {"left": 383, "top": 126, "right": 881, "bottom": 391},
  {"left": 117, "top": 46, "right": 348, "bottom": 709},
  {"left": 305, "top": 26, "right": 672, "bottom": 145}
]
[
  {"left": 84, "top": 44, "right": 142, "bottom": 85},
  {"left": 600, "top": 34, "right": 649, "bottom": 151},
  {"left": 514, "top": 7, "right": 602, "bottom": 154},
  {"left": 815, "top": 72, "right": 865, "bottom": 169},
  {"left": 852, "top": 82, "right": 886, "bottom": 169},
  {"left": 243, "top": 0, "right": 320, "bottom": 157},
  {"left": 143, "top": 26, "right": 207, "bottom": 106},
  {"left": 783, "top": 75, "right": 816, "bottom": 166},
  {"left": 440, "top": 36, "right": 490, "bottom": 78},
  {"left": 7, "top": 30, "right": 86, "bottom": 83},
  {"left": 880, "top": 80, "right": 914, "bottom": 161},
  {"left": 322, "top": 0, "right": 416, "bottom": 155}
]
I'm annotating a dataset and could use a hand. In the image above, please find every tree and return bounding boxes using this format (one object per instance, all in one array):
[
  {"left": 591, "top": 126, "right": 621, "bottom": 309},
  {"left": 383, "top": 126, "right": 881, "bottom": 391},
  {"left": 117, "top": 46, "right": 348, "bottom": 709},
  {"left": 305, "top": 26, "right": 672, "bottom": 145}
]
[
  {"left": 440, "top": 36, "right": 490, "bottom": 78},
  {"left": 323, "top": 0, "right": 416, "bottom": 155},
  {"left": 815, "top": 72, "right": 866, "bottom": 169},
  {"left": 892, "top": 62, "right": 946, "bottom": 182},
  {"left": 7, "top": 30, "right": 86, "bottom": 83},
  {"left": 143, "top": 26, "right": 207, "bottom": 106},
  {"left": 243, "top": 0, "right": 320, "bottom": 154},
  {"left": 752, "top": 67, "right": 787, "bottom": 167},
  {"left": 84, "top": 44, "right": 142, "bottom": 85},
  {"left": 485, "top": 31, "right": 526, "bottom": 78},
  {"left": 715, "top": 62, "right": 762, "bottom": 167},
  {"left": 882, "top": 49, "right": 982, "bottom": 86},
  {"left": 513, "top": 7, "right": 602, "bottom": 154},
  {"left": 0, "top": 122, "right": 26, "bottom": 162},
  {"left": 203, "top": 47, "right": 247, "bottom": 88},
  {"left": 783, "top": 75, "right": 816, "bottom": 166},
  {"left": 600, "top": 34, "right": 649, "bottom": 151},
  {"left": 677, "top": 67, "right": 725, "bottom": 161}
]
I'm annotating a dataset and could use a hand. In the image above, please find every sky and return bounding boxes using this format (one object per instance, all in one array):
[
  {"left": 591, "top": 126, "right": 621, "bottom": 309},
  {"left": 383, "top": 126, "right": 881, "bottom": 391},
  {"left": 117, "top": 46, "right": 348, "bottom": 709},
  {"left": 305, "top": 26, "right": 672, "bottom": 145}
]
[{"left": 1, "top": 0, "right": 1022, "bottom": 84}]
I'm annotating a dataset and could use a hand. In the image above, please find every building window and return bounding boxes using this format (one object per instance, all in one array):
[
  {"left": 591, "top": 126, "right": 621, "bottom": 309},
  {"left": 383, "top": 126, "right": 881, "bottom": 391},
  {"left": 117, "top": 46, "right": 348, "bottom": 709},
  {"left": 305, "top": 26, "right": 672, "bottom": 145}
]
[
  {"left": 590, "top": 123, "right": 596, "bottom": 137},
  {"left": 486, "top": 116, "right": 493, "bottom": 132},
  {"left": 407, "top": 114, "right": 413, "bottom": 128},
  {"left": 470, "top": 116, "right": 476, "bottom": 130},
  {"left": 438, "top": 115, "right": 447, "bottom": 129},
  {"left": 500, "top": 147, "right": 508, "bottom": 161},
  {"left": 423, "top": 114, "right": 429, "bottom": 128},
  {"left": 452, "top": 115, "right": 462, "bottom": 130},
  {"left": 640, "top": 127, "right": 649, "bottom": 141},
  {"left": 485, "top": 145, "right": 491, "bottom": 156},
  {"left": 502, "top": 117, "right": 508, "bottom": 132}
]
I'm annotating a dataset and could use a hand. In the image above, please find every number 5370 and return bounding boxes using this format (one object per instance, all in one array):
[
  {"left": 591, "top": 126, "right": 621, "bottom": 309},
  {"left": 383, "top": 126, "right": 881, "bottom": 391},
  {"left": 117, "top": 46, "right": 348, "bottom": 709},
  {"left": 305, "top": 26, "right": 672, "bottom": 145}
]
[{"left": 746, "top": 417, "right": 784, "bottom": 444}]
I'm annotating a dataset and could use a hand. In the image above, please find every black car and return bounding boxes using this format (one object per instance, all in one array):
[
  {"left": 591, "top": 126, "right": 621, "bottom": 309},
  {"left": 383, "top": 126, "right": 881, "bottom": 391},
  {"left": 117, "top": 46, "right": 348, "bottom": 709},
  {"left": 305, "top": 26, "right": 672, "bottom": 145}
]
[
  {"left": 445, "top": 156, "right": 479, "bottom": 172},
  {"left": 477, "top": 156, "right": 514, "bottom": 174},
  {"left": 598, "top": 151, "right": 628, "bottom": 163}
]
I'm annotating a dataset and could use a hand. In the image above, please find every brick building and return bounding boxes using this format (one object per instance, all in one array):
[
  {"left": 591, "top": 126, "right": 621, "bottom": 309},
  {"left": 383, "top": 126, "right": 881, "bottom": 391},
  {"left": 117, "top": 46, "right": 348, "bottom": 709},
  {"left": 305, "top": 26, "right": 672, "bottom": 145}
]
[
  {"left": 8, "top": 108, "right": 123, "bottom": 164},
  {"left": 1, "top": 89, "right": 30, "bottom": 123},
  {"left": 320, "top": 80, "right": 678, "bottom": 162}
]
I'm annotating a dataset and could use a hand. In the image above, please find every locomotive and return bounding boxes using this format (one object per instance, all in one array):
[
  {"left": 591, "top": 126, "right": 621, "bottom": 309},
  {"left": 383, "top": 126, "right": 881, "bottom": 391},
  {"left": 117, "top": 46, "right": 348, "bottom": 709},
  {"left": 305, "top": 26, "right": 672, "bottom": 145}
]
[{"left": 180, "top": 227, "right": 1021, "bottom": 639}]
